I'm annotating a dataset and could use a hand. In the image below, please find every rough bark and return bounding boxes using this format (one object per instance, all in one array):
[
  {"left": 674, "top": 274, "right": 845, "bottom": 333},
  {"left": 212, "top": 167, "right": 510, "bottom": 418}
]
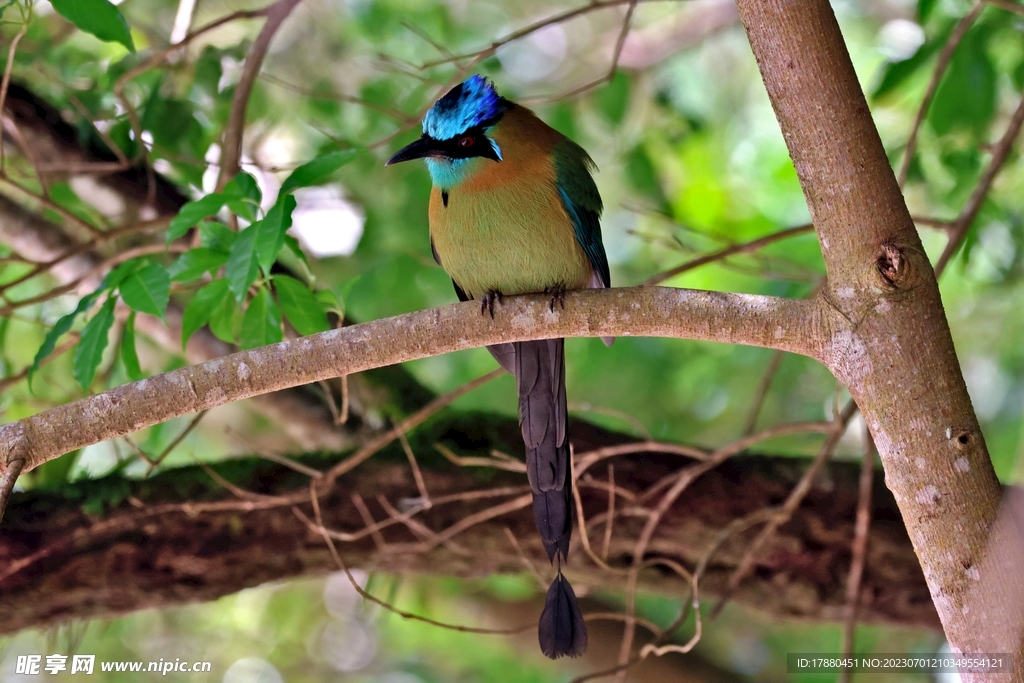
[
  {"left": 735, "top": 0, "right": 1024, "bottom": 671},
  {"left": 0, "top": 414, "right": 937, "bottom": 635},
  {"left": 0, "top": 287, "right": 821, "bottom": 475}
]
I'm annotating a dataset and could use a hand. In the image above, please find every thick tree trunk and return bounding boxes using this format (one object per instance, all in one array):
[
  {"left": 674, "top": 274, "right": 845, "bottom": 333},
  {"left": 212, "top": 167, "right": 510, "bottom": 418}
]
[{"left": 735, "top": 0, "right": 1024, "bottom": 673}]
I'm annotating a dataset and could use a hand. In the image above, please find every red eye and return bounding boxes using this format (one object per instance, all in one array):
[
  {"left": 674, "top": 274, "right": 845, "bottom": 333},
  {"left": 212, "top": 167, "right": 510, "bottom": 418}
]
[{"left": 459, "top": 136, "right": 474, "bottom": 148}]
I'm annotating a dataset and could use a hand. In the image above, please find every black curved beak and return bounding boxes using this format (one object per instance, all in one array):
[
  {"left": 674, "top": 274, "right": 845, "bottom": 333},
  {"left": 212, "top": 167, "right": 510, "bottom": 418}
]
[{"left": 386, "top": 137, "right": 437, "bottom": 166}]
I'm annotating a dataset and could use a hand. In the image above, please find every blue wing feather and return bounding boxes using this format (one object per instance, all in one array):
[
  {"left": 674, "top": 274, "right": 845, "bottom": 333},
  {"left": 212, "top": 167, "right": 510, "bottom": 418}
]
[{"left": 552, "top": 141, "right": 610, "bottom": 288}]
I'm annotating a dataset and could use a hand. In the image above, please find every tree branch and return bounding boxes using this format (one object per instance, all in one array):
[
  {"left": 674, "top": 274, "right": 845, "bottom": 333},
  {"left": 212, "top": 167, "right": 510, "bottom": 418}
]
[
  {"left": 0, "top": 429, "right": 937, "bottom": 635},
  {"left": 215, "top": 0, "right": 304, "bottom": 190},
  {"left": 735, "top": 0, "right": 1024, "bottom": 668},
  {"left": 0, "top": 287, "right": 821, "bottom": 478}
]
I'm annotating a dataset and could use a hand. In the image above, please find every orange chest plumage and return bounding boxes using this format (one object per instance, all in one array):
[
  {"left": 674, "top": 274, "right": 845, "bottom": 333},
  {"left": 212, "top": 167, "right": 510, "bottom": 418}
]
[{"left": 427, "top": 113, "right": 592, "bottom": 299}]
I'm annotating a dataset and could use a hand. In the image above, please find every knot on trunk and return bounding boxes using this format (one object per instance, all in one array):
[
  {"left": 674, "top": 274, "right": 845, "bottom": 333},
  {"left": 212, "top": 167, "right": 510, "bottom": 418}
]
[{"left": 877, "top": 243, "right": 905, "bottom": 287}]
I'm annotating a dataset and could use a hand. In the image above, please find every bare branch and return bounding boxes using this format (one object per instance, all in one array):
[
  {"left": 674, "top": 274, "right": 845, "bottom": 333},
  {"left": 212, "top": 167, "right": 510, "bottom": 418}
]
[
  {"left": 0, "top": 288, "right": 820, "bottom": 481},
  {"left": 840, "top": 429, "right": 876, "bottom": 683},
  {"left": 216, "top": 0, "right": 305, "bottom": 190},
  {"left": 934, "top": 91, "right": 1024, "bottom": 275},
  {"left": 896, "top": 4, "right": 983, "bottom": 188}
]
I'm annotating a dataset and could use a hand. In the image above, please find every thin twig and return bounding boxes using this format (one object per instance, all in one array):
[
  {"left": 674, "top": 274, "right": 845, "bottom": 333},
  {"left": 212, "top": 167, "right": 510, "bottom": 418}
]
[
  {"left": 226, "top": 426, "right": 324, "bottom": 478},
  {"left": 303, "top": 483, "right": 532, "bottom": 635},
  {"left": 742, "top": 349, "right": 784, "bottom": 435},
  {"left": 896, "top": 4, "right": 984, "bottom": 188},
  {"left": 351, "top": 492, "right": 387, "bottom": 551},
  {"left": 985, "top": 0, "right": 1024, "bottom": 14},
  {"left": 0, "top": 24, "right": 28, "bottom": 170},
  {"left": 320, "top": 369, "right": 503, "bottom": 486},
  {"left": 712, "top": 400, "right": 859, "bottom": 616},
  {"left": 643, "top": 223, "right": 814, "bottom": 286},
  {"left": 934, "top": 91, "right": 1024, "bottom": 275},
  {"left": 504, "top": 526, "right": 547, "bottom": 589},
  {"left": 435, "top": 442, "right": 527, "bottom": 473},
  {"left": 602, "top": 464, "right": 615, "bottom": 560},
  {"left": 395, "top": 425, "right": 430, "bottom": 507},
  {"left": 216, "top": 0, "right": 305, "bottom": 190},
  {"left": 839, "top": 428, "right": 876, "bottom": 681},
  {"left": 0, "top": 337, "right": 78, "bottom": 393}
]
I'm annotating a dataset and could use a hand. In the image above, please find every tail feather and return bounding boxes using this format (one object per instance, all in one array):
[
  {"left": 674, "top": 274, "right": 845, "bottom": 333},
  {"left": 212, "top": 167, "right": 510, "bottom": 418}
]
[
  {"left": 487, "top": 339, "right": 573, "bottom": 562},
  {"left": 538, "top": 572, "right": 588, "bottom": 659},
  {"left": 533, "top": 488, "right": 572, "bottom": 561},
  {"left": 516, "top": 339, "right": 567, "bottom": 492}
]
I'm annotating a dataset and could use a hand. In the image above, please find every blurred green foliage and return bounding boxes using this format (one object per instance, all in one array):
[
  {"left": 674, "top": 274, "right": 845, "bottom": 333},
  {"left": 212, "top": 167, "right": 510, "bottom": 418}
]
[{"left": 1, "top": 0, "right": 1024, "bottom": 678}]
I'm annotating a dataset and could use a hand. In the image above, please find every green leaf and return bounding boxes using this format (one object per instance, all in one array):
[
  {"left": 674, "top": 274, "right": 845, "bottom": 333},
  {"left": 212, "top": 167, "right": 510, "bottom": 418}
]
[
  {"left": 27, "top": 256, "right": 149, "bottom": 386},
  {"left": 49, "top": 182, "right": 104, "bottom": 229},
  {"left": 338, "top": 274, "right": 361, "bottom": 309},
  {"left": 50, "top": 0, "right": 135, "bottom": 52},
  {"left": 872, "top": 23, "right": 950, "bottom": 100},
  {"left": 224, "top": 171, "right": 262, "bottom": 222},
  {"left": 104, "top": 258, "right": 147, "bottom": 290},
  {"left": 1013, "top": 56, "right": 1024, "bottom": 91},
  {"left": 929, "top": 25, "right": 996, "bottom": 135},
  {"left": 240, "top": 288, "right": 283, "bottom": 350},
  {"left": 256, "top": 194, "right": 297, "bottom": 272},
  {"left": 283, "top": 234, "right": 310, "bottom": 268},
  {"left": 594, "top": 72, "right": 630, "bottom": 125},
  {"left": 226, "top": 221, "right": 261, "bottom": 302},
  {"left": 625, "top": 144, "right": 668, "bottom": 211},
  {"left": 28, "top": 289, "right": 102, "bottom": 386},
  {"left": 181, "top": 279, "right": 230, "bottom": 348},
  {"left": 200, "top": 221, "right": 237, "bottom": 254},
  {"left": 316, "top": 289, "right": 343, "bottom": 317},
  {"left": 73, "top": 296, "right": 117, "bottom": 390},
  {"left": 918, "top": 0, "right": 937, "bottom": 22},
  {"left": 274, "top": 275, "right": 330, "bottom": 336},
  {"left": 279, "top": 149, "right": 359, "bottom": 195},
  {"left": 120, "top": 311, "right": 143, "bottom": 381},
  {"left": 119, "top": 263, "right": 170, "bottom": 318},
  {"left": 167, "top": 194, "right": 227, "bottom": 242},
  {"left": 208, "top": 290, "right": 240, "bottom": 344},
  {"left": 168, "top": 247, "right": 227, "bottom": 283}
]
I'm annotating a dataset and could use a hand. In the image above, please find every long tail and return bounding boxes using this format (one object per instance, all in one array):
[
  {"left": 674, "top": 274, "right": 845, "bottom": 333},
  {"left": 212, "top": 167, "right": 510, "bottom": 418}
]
[{"left": 488, "top": 339, "right": 588, "bottom": 659}]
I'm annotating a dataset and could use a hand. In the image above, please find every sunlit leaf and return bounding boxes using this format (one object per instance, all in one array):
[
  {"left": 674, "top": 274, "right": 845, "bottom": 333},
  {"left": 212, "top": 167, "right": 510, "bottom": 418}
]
[
  {"left": 120, "top": 311, "right": 143, "bottom": 381},
  {"left": 73, "top": 296, "right": 117, "bottom": 390},
  {"left": 226, "top": 223, "right": 261, "bottom": 302},
  {"left": 872, "top": 23, "right": 951, "bottom": 100},
  {"left": 279, "top": 149, "right": 359, "bottom": 195},
  {"left": 50, "top": 0, "right": 135, "bottom": 52},
  {"left": 200, "top": 221, "right": 237, "bottom": 254},
  {"left": 28, "top": 290, "right": 102, "bottom": 387},
  {"left": 224, "top": 171, "right": 262, "bottom": 222},
  {"left": 274, "top": 275, "right": 329, "bottom": 336},
  {"left": 283, "top": 234, "right": 310, "bottom": 268},
  {"left": 256, "top": 195, "right": 297, "bottom": 272},
  {"left": 594, "top": 72, "right": 630, "bottom": 125},
  {"left": 168, "top": 194, "right": 228, "bottom": 242},
  {"left": 929, "top": 26, "right": 996, "bottom": 135},
  {"left": 208, "top": 287, "right": 240, "bottom": 344},
  {"left": 240, "top": 288, "right": 283, "bottom": 349},
  {"left": 119, "top": 263, "right": 170, "bottom": 319},
  {"left": 181, "top": 279, "right": 230, "bottom": 348},
  {"left": 168, "top": 247, "right": 227, "bottom": 283}
]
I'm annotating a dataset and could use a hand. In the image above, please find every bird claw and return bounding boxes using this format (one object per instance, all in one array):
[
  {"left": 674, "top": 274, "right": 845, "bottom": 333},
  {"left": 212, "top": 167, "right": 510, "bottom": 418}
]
[
  {"left": 544, "top": 285, "right": 566, "bottom": 313},
  {"left": 480, "top": 290, "right": 503, "bottom": 318}
]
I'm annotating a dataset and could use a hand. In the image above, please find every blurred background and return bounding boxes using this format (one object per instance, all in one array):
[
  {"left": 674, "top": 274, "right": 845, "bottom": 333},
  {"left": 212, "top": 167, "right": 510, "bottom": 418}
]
[{"left": 1, "top": 0, "right": 1023, "bottom": 679}]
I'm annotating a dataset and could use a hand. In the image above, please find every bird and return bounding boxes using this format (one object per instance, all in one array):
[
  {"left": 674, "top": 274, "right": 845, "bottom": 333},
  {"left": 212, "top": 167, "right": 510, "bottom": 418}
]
[{"left": 387, "top": 75, "right": 610, "bottom": 659}]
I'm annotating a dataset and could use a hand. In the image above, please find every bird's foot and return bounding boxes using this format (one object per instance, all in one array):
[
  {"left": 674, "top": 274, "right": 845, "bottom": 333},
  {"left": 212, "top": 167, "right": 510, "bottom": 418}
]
[
  {"left": 480, "top": 290, "right": 503, "bottom": 319},
  {"left": 543, "top": 285, "right": 566, "bottom": 312}
]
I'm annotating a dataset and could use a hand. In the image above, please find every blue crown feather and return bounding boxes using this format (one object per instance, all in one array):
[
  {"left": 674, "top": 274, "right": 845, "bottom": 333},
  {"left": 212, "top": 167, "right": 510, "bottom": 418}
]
[{"left": 423, "top": 75, "right": 506, "bottom": 141}]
